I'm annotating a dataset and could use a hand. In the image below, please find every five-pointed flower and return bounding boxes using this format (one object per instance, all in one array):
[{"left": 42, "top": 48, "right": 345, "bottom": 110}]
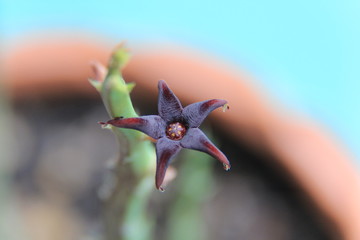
[{"left": 100, "top": 80, "right": 231, "bottom": 191}]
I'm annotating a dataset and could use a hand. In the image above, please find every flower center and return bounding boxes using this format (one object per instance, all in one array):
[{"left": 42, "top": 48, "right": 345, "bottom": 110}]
[{"left": 166, "top": 122, "right": 186, "bottom": 140}]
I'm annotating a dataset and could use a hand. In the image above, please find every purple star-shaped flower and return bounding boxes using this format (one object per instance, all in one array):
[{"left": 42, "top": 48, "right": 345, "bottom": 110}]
[{"left": 101, "top": 80, "right": 230, "bottom": 191}]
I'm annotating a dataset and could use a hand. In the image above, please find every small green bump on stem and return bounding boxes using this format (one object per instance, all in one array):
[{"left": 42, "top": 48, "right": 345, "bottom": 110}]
[
  {"left": 126, "top": 82, "right": 136, "bottom": 93},
  {"left": 89, "top": 78, "right": 102, "bottom": 92}
]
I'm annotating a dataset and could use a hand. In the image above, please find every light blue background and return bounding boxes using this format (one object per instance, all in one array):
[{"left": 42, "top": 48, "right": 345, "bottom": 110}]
[{"left": 2, "top": 1, "right": 359, "bottom": 165}]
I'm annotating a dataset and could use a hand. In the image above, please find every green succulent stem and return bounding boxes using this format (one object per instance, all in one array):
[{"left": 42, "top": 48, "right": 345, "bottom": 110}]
[{"left": 90, "top": 45, "right": 155, "bottom": 240}]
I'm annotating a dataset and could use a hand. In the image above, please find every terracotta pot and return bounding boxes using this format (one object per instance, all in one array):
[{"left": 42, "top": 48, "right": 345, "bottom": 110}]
[{"left": 3, "top": 37, "right": 360, "bottom": 240}]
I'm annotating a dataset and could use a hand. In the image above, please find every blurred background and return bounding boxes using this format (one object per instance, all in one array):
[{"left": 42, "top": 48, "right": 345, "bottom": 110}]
[{"left": 1, "top": 1, "right": 360, "bottom": 240}]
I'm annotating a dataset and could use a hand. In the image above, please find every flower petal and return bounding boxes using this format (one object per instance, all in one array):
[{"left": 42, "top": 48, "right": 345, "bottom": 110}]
[
  {"left": 158, "top": 80, "right": 183, "bottom": 122},
  {"left": 102, "top": 115, "right": 166, "bottom": 139},
  {"left": 180, "top": 128, "right": 231, "bottom": 170},
  {"left": 183, "top": 99, "right": 227, "bottom": 128},
  {"left": 155, "top": 137, "right": 182, "bottom": 191}
]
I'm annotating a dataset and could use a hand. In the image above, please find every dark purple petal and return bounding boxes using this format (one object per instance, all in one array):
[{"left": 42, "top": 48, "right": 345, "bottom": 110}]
[
  {"left": 158, "top": 80, "right": 183, "bottom": 122},
  {"left": 182, "top": 99, "right": 227, "bottom": 128},
  {"left": 180, "top": 128, "right": 231, "bottom": 170},
  {"left": 102, "top": 115, "right": 166, "bottom": 139},
  {"left": 155, "top": 137, "right": 182, "bottom": 191}
]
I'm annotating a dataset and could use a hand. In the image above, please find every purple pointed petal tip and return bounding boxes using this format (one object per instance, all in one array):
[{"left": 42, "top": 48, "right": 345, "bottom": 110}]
[
  {"left": 202, "top": 139, "right": 231, "bottom": 170},
  {"left": 155, "top": 138, "right": 181, "bottom": 191},
  {"left": 158, "top": 79, "right": 166, "bottom": 88},
  {"left": 201, "top": 99, "right": 227, "bottom": 110}
]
